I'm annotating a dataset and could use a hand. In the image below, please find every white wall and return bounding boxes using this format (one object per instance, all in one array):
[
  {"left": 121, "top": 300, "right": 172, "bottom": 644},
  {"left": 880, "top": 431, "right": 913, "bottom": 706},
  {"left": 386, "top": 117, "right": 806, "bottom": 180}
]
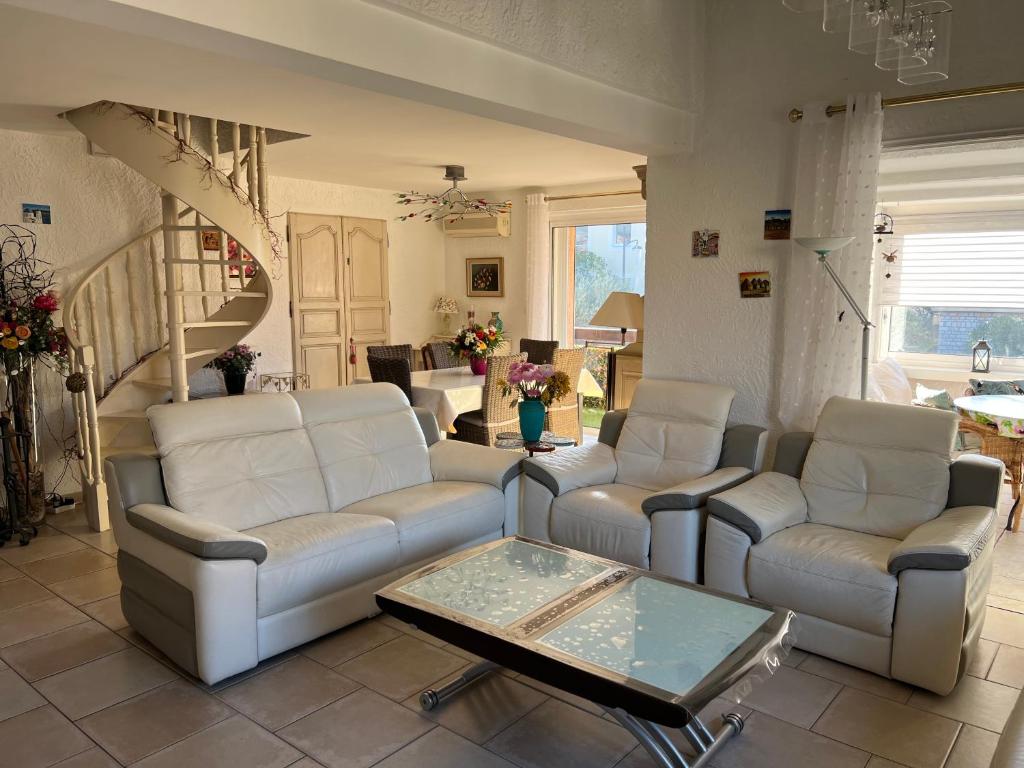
[{"left": 644, "top": 0, "right": 1024, "bottom": 430}]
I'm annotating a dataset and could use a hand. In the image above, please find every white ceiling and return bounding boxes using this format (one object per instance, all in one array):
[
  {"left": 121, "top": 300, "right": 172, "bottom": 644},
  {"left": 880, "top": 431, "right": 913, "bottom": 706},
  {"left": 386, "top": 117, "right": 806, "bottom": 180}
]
[{"left": 0, "top": 4, "right": 644, "bottom": 192}]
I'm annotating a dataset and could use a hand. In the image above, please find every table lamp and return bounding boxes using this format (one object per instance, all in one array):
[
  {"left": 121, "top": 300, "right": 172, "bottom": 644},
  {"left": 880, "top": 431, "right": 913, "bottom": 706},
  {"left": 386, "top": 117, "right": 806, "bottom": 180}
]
[
  {"left": 433, "top": 296, "right": 459, "bottom": 335},
  {"left": 794, "top": 236, "right": 872, "bottom": 400},
  {"left": 591, "top": 292, "right": 644, "bottom": 354}
]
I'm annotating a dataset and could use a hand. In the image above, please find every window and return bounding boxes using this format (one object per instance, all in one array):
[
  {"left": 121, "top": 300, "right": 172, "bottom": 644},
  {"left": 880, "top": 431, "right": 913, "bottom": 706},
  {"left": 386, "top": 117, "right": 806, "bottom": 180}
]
[{"left": 878, "top": 229, "right": 1024, "bottom": 370}]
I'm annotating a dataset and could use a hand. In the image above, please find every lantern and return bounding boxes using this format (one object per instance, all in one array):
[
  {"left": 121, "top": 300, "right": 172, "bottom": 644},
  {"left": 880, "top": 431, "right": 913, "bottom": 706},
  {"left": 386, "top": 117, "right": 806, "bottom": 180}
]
[{"left": 972, "top": 339, "right": 992, "bottom": 373}]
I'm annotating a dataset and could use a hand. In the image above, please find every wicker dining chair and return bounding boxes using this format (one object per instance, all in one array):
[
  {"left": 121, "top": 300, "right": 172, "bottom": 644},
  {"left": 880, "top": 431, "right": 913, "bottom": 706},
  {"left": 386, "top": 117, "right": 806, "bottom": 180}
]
[
  {"left": 424, "top": 341, "right": 461, "bottom": 370},
  {"left": 366, "top": 344, "right": 415, "bottom": 369},
  {"left": 519, "top": 338, "right": 559, "bottom": 365},
  {"left": 542, "top": 347, "right": 586, "bottom": 445},
  {"left": 451, "top": 354, "right": 526, "bottom": 446},
  {"left": 959, "top": 384, "right": 1023, "bottom": 532},
  {"left": 367, "top": 355, "right": 413, "bottom": 402}
]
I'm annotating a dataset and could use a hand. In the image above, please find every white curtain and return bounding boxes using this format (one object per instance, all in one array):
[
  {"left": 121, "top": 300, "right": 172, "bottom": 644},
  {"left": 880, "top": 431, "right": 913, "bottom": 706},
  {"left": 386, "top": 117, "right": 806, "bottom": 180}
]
[
  {"left": 777, "top": 93, "right": 884, "bottom": 430},
  {"left": 524, "top": 192, "right": 551, "bottom": 339}
]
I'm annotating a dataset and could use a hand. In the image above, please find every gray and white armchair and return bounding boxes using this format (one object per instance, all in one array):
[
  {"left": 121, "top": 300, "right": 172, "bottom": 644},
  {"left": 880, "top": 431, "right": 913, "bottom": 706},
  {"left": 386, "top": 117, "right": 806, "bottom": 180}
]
[
  {"left": 705, "top": 396, "right": 1002, "bottom": 695},
  {"left": 521, "top": 378, "right": 767, "bottom": 582}
]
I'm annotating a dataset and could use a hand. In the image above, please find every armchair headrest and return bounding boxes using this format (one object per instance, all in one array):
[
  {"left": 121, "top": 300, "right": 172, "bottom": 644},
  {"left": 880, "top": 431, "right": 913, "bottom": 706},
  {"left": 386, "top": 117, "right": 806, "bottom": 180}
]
[
  {"left": 814, "top": 396, "right": 957, "bottom": 457},
  {"left": 627, "top": 378, "right": 735, "bottom": 429}
]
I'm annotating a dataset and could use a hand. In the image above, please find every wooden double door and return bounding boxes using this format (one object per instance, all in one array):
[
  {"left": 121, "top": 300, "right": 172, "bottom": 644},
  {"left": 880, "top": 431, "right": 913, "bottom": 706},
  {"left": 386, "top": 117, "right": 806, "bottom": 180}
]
[{"left": 288, "top": 213, "right": 389, "bottom": 389}]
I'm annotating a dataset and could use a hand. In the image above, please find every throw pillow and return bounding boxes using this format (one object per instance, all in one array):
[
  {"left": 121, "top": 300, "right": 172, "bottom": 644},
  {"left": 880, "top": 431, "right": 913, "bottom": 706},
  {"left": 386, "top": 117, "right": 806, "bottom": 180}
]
[
  {"left": 969, "top": 379, "right": 1023, "bottom": 396},
  {"left": 914, "top": 383, "right": 954, "bottom": 411}
]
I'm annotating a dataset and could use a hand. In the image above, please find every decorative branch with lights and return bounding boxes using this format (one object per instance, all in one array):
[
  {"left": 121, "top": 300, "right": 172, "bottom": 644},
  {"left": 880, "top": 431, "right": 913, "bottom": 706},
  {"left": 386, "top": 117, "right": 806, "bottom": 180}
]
[{"left": 396, "top": 166, "right": 511, "bottom": 223}]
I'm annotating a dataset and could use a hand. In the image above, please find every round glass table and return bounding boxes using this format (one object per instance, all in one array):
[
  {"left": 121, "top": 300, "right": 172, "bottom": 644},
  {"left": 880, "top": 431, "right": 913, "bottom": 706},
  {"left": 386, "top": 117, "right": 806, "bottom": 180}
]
[
  {"left": 954, "top": 394, "right": 1024, "bottom": 531},
  {"left": 494, "top": 431, "right": 575, "bottom": 457}
]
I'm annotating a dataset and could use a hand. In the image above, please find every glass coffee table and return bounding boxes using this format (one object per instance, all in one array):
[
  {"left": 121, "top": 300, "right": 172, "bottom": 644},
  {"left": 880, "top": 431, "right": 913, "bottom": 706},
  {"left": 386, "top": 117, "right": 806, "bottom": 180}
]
[{"left": 376, "top": 537, "right": 794, "bottom": 768}]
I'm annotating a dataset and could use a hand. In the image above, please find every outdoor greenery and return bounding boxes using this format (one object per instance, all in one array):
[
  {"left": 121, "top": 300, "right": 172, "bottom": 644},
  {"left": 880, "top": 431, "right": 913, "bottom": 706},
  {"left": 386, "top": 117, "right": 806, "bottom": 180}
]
[
  {"left": 896, "top": 306, "right": 938, "bottom": 354},
  {"left": 574, "top": 249, "right": 632, "bottom": 326},
  {"left": 972, "top": 314, "right": 1024, "bottom": 358}
]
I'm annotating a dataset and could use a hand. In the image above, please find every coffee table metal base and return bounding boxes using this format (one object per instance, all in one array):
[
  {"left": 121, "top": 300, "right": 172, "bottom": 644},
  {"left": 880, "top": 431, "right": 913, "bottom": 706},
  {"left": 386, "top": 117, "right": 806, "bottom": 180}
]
[{"left": 419, "top": 661, "right": 745, "bottom": 768}]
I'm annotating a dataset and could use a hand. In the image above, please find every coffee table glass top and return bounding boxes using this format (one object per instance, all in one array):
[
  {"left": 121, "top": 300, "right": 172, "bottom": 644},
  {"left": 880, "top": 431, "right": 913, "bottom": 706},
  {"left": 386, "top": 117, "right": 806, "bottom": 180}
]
[
  {"left": 537, "top": 575, "right": 773, "bottom": 696},
  {"left": 396, "top": 538, "right": 609, "bottom": 627}
]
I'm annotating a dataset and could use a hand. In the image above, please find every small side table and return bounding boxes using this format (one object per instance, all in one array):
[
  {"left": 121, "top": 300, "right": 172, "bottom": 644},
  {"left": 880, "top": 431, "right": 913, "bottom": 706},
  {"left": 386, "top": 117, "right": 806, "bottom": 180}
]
[{"left": 495, "top": 432, "right": 574, "bottom": 457}]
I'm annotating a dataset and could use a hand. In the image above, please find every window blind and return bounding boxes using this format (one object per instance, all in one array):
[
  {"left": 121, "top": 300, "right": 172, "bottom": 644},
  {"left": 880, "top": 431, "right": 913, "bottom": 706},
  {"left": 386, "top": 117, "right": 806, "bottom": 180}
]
[{"left": 879, "top": 231, "right": 1024, "bottom": 310}]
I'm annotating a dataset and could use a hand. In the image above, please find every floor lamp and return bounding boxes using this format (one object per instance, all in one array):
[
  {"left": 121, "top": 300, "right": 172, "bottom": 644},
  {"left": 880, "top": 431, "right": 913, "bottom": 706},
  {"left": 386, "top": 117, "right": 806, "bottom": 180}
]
[{"left": 794, "top": 236, "right": 873, "bottom": 400}]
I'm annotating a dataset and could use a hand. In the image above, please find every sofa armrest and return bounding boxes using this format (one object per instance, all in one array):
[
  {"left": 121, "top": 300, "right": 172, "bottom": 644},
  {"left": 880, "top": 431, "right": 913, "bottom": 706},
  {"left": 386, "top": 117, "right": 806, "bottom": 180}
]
[
  {"left": 413, "top": 406, "right": 442, "bottom": 446},
  {"left": 523, "top": 442, "right": 617, "bottom": 496},
  {"left": 947, "top": 454, "right": 1004, "bottom": 510},
  {"left": 429, "top": 440, "right": 522, "bottom": 490},
  {"left": 105, "top": 453, "right": 168, "bottom": 512},
  {"left": 126, "top": 504, "right": 268, "bottom": 564},
  {"left": 888, "top": 505, "right": 997, "bottom": 574},
  {"left": 642, "top": 467, "right": 753, "bottom": 515},
  {"left": 772, "top": 432, "right": 814, "bottom": 478},
  {"left": 707, "top": 472, "right": 807, "bottom": 543},
  {"left": 719, "top": 425, "right": 768, "bottom": 472},
  {"left": 598, "top": 409, "right": 628, "bottom": 448}
]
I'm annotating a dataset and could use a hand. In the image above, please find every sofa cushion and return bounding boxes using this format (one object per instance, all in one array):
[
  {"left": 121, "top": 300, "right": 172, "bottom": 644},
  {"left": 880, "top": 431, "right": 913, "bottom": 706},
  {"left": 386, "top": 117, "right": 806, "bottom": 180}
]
[
  {"left": 614, "top": 379, "right": 734, "bottom": 491},
  {"left": 292, "top": 385, "right": 432, "bottom": 511},
  {"left": 550, "top": 483, "right": 652, "bottom": 567},
  {"left": 748, "top": 523, "right": 899, "bottom": 636},
  {"left": 801, "top": 397, "right": 956, "bottom": 539},
  {"left": 148, "top": 394, "right": 329, "bottom": 530},
  {"left": 247, "top": 512, "right": 400, "bottom": 618},
  {"left": 342, "top": 481, "right": 505, "bottom": 565}
]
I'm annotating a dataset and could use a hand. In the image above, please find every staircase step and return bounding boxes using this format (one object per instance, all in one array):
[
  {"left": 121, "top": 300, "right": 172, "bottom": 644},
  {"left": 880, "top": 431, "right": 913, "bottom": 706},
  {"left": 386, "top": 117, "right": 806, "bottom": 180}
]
[
  {"left": 167, "top": 258, "right": 249, "bottom": 266},
  {"left": 134, "top": 377, "right": 172, "bottom": 391},
  {"left": 102, "top": 443, "right": 158, "bottom": 458},
  {"left": 173, "top": 291, "right": 266, "bottom": 298},
  {"left": 179, "top": 320, "right": 253, "bottom": 329},
  {"left": 98, "top": 410, "right": 147, "bottom": 421},
  {"left": 183, "top": 348, "right": 220, "bottom": 360}
]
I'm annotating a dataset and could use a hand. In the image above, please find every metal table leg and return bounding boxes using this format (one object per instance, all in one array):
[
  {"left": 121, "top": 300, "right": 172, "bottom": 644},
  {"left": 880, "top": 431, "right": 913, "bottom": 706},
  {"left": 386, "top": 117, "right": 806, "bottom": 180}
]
[
  {"left": 604, "top": 707, "right": 745, "bottom": 768},
  {"left": 418, "top": 660, "right": 498, "bottom": 711}
]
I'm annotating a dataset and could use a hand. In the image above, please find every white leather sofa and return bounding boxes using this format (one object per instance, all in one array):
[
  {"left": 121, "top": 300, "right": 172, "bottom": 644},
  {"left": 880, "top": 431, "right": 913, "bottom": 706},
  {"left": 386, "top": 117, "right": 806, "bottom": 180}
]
[
  {"left": 104, "top": 384, "right": 522, "bottom": 685},
  {"left": 705, "top": 396, "right": 1002, "bottom": 695},
  {"left": 520, "top": 378, "right": 766, "bottom": 582}
]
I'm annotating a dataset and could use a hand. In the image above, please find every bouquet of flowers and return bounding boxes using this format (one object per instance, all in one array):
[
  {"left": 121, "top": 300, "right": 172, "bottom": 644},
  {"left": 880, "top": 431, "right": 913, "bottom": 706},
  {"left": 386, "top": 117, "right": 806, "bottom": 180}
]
[
  {"left": 500, "top": 360, "right": 571, "bottom": 407},
  {"left": 449, "top": 322, "right": 504, "bottom": 360},
  {"left": 0, "top": 290, "right": 68, "bottom": 370},
  {"left": 205, "top": 344, "right": 260, "bottom": 375}
]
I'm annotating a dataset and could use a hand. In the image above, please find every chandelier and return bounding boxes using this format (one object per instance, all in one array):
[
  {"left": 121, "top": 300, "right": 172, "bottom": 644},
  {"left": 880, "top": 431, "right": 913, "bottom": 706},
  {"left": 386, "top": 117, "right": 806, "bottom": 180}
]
[
  {"left": 783, "top": 0, "right": 952, "bottom": 85},
  {"left": 395, "top": 165, "right": 511, "bottom": 223}
]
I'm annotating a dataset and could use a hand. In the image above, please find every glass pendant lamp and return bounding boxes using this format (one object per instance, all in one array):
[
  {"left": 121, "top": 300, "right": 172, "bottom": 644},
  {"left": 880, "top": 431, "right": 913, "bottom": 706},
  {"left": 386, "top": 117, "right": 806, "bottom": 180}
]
[
  {"left": 874, "top": 0, "right": 909, "bottom": 70},
  {"left": 898, "top": 1, "right": 952, "bottom": 84}
]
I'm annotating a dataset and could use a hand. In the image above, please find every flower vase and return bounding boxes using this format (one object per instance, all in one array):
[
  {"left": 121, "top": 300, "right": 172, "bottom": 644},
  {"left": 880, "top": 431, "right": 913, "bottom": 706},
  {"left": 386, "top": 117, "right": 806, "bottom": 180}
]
[
  {"left": 470, "top": 357, "right": 488, "bottom": 376},
  {"left": 223, "top": 371, "right": 247, "bottom": 395},
  {"left": 518, "top": 398, "right": 545, "bottom": 443}
]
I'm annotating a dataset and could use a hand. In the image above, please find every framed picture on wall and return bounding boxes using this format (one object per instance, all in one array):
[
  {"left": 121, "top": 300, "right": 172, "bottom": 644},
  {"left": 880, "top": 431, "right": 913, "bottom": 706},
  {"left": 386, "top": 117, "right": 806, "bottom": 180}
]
[{"left": 466, "top": 257, "right": 505, "bottom": 297}]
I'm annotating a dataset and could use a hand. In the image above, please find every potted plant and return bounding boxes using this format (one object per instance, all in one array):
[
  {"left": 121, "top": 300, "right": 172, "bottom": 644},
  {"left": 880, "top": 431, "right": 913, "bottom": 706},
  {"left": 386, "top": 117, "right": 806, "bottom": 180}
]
[
  {"left": 206, "top": 344, "right": 260, "bottom": 395},
  {"left": 449, "top": 322, "right": 504, "bottom": 375},
  {"left": 500, "top": 360, "right": 571, "bottom": 443}
]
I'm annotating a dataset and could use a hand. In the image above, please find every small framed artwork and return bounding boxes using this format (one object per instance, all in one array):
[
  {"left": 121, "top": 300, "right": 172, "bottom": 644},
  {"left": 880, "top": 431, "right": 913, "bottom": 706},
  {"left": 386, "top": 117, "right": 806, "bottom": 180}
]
[
  {"left": 201, "top": 230, "right": 222, "bottom": 250},
  {"left": 739, "top": 271, "right": 771, "bottom": 298},
  {"left": 692, "top": 229, "right": 719, "bottom": 257},
  {"left": 764, "top": 209, "right": 792, "bottom": 240},
  {"left": 21, "top": 203, "right": 51, "bottom": 225},
  {"left": 466, "top": 257, "right": 505, "bottom": 297}
]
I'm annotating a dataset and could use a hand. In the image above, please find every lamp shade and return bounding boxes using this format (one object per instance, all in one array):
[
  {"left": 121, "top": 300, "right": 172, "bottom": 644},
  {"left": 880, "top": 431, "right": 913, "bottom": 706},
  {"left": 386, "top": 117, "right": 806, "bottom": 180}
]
[
  {"left": 590, "top": 292, "right": 644, "bottom": 330},
  {"left": 794, "top": 236, "right": 855, "bottom": 255},
  {"left": 433, "top": 296, "right": 458, "bottom": 314}
]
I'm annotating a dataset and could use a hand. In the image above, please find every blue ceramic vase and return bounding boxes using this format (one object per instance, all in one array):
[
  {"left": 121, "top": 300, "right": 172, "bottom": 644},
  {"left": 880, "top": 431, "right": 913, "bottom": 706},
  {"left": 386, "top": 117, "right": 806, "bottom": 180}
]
[{"left": 518, "top": 398, "right": 545, "bottom": 443}]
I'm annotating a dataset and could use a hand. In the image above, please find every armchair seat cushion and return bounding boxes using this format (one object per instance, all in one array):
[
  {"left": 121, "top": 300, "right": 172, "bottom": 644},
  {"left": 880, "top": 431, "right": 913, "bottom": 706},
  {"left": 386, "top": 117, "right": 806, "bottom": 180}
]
[
  {"left": 249, "top": 513, "right": 400, "bottom": 618},
  {"left": 342, "top": 481, "right": 505, "bottom": 565},
  {"left": 550, "top": 483, "right": 652, "bottom": 567},
  {"left": 748, "top": 523, "right": 899, "bottom": 636}
]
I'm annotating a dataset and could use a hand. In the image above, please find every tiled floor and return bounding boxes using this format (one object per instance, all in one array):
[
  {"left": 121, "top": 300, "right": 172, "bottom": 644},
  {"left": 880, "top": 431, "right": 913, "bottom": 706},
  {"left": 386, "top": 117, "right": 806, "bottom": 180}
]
[{"left": 0, "top": 497, "right": 1021, "bottom": 768}]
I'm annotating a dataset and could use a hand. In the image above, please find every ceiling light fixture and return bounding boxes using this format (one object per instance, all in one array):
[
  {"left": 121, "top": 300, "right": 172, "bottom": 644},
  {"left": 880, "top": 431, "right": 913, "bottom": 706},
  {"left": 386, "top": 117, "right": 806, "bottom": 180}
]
[{"left": 395, "top": 165, "right": 511, "bottom": 223}]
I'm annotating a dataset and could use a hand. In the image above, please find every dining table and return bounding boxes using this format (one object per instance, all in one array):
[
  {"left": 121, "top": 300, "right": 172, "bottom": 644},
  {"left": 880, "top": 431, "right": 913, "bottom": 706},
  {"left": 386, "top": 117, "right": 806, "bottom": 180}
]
[{"left": 954, "top": 394, "right": 1024, "bottom": 531}]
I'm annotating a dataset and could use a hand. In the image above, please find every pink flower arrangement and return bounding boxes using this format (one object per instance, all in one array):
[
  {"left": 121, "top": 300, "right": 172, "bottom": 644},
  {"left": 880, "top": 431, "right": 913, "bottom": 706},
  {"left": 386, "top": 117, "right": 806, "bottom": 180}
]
[
  {"left": 500, "top": 361, "right": 571, "bottom": 406},
  {"left": 32, "top": 290, "right": 60, "bottom": 313}
]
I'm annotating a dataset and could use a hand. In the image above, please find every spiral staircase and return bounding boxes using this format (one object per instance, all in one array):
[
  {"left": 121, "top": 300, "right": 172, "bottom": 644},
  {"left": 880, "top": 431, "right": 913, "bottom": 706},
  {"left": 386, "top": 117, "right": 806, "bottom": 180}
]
[{"left": 63, "top": 102, "right": 276, "bottom": 531}]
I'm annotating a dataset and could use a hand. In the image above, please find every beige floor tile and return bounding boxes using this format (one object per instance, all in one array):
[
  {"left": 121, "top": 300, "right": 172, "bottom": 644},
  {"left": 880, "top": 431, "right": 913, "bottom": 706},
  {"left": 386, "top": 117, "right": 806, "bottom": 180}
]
[
  {"left": 48, "top": 569, "right": 121, "bottom": 607},
  {"left": 377, "top": 726, "right": 515, "bottom": 768},
  {"left": 0, "top": 705, "right": 93, "bottom": 768},
  {"left": 133, "top": 715, "right": 302, "bottom": 768},
  {"left": 79, "top": 679, "right": 232, "bottom": 764},
  {"left": 982, "top": 606, "right": 1024, "bottom": 648},
  {"left": 402, "top": 670, "right": 546, "bottom": 744},
  {"left": 34, "top": 647, "right": 178, "bottom": 720},
  {"left": 812, "top": 688, "right": 959, "bottom": 768},
  {"left": 339, "top": 635, "right": 466, "bottom": 701},
  {"left": 0, "top": 667, "right": 46, "bottom": 721},
  {"left": 0, "top": 577, "right": 53, "bottom": 611},
  {"left": 517, "top": 674, "right": 604, "bottom": 715},
  {"left": 218, "top": 656, "right": 359, "bottom": 730},
  {"left": 799, "top": 654, "right": 913, "bottom": 703},
  {"left": 19, "top": 549, "right": 116, "bottom": 586},
  {"left": 0, "top": 597, "right": 89, "bottom": 648},
  {"left": 781, "top": 648, "right": 809, "bottom": 668},
  {"left": 0, "top": 559, "right": 20, "bottom": 582},
  {"left": 279, "top": 688, "right": 434, "bottom": 768},
  {"left": 301, "top": 618, "right": 400, "bottom": 668},
  {"left": 285, "top": 761, "right": 327, "bottom": 768},
  {"left": 989, "top": 575, "right": 1024, "bottom": 602},
  {"left": 945, "top": 724, "right": 1001, "bottom": 768},
  {"left": 968, "top": 639, "right": 1000, "bottom": 679},
  {"left": 908, "top": 674, "right": 1018, "bottom": 733},
  {"left": 705, "top": 711, "right": 870, "bottom": 768},
  {"left": 78, "top": 595, "right": 127, "bottom": 631},
  {"left": 987, "top": 594, "right": 1024, "bottom": 613},
  {"left": 51, "top": 747, "right": 120, "bottom": 767},
  {"left": 988, "top": 643, "right": 1024, "bottom": 688},
  {"left": 486, "top": 698, "right": 635, "bottom": 768},
  {"left": 45, "top": 509, "right": 88, "bottom": 532},
  {"left": 377, "top": 613, "right": 448, "bottom": 646},
  {"left": 728, "top": 665, "right": 841, "bottom": 728},
  {"left": 865, "top": 757, "right": 907, "bottom": 768},
  {"left": 1, "top": 621, "right": 128, "bottom": 681},
  {"left": 65, "top": 528, "right": 119, "bottom": 556},
  {"left": 0, "top": 533, "right": 87, "bottom": 565}
]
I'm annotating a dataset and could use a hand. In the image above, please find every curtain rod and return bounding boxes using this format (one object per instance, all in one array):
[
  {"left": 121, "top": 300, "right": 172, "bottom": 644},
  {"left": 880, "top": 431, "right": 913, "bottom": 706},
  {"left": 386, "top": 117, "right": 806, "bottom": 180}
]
[
  {"left": 788, "top": 81, "right": 1024, "bottom": 123},
  {"left": 544, "top": 189, "right": 641, "bottom": 202}
]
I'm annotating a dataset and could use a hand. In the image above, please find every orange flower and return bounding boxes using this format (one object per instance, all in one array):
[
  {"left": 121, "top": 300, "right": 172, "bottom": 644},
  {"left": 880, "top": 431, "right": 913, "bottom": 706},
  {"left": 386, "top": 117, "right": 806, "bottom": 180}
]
[
  {"left": 14, "top": 326, "right": 30, "bottom": 339},
  {"left": 2, "top": 336, "right": 19, "bottom": 350}
]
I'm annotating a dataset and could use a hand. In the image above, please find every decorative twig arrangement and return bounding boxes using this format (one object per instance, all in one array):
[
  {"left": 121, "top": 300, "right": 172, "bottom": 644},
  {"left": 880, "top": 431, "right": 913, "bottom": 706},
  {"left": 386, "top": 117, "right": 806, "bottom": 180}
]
[{"left": 395, "top": 190, "right": 511, "bottom": 223}]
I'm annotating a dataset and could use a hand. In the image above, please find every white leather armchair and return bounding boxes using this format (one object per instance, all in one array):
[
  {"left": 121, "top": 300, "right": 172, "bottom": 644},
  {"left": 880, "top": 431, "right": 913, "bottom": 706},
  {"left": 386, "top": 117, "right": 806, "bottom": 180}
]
[
  {"left": 705, "top": 396, "right": 1002, "bottom": 695},
  {"left": 521, "top": 378, "right": 767, "bottom": 582}
]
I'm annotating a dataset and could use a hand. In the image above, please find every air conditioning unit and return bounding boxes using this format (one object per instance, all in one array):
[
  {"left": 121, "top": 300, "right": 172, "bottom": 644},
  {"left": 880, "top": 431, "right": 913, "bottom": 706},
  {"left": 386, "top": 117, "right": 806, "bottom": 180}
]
[{"left": 443, "top": 211, "right": 511, "bottom": 238}]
